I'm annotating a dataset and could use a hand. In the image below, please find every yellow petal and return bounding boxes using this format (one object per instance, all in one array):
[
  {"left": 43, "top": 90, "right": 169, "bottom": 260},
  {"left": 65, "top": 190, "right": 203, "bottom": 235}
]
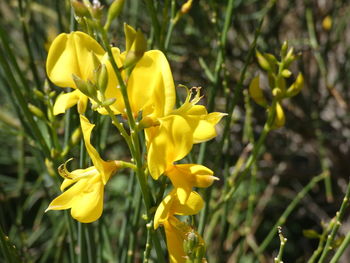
[
  {"left": 164, "top": 217, "right": 192, "bottom": 263},
  {"left": 46, "top": 177, "right": 89, "bottom": 212},
  {"left": 80, "top": 115, "right": 118, "bottom": 183},
  {"left": 192, "top": 112, "right": 226, "bottom": 143},
  {"left": 130, "top": 50, "right": 176, "bottom": 117},
  {"left": 273, "top": 102, "right": 285, "bottom": 128},
  {"left": 70, "top": 175, "right": 104, "bottom": 223},
  {"left": 154, "top": 194, "right": 173, "bottom": 229},
  {"left": 166, "top": 164, "right": 217, "bottom": 204},
  {"left": 46, "top": 31, "right": 105, "bottom": 88},
  {"left": 172, "top": 191, "right": 204, "bottom": 216},
  {"left": 53, "top": 89, "right": 87, "bottom": 115},
  {"left": 146, "top": 115, "right": 193, "bottom": 179}
]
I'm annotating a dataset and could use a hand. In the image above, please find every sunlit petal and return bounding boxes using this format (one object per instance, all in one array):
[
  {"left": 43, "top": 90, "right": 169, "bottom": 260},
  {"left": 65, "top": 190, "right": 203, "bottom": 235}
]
[
  {"left": 146, "top": 115, "right": 193, "bottom": 179},
  {"left": 46, "top": 31, "right": 105, "bottom": 88},
  {"left": 53, "top": 89, "right": 86, "bottom": 115}
]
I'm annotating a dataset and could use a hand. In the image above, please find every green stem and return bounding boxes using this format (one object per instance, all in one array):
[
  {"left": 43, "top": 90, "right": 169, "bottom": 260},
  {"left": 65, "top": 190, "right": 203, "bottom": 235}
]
[
  {"left": 317, "top": 177, "right": 350, "bottom": 263},
  {"left": 274, "top": 227, "right": 287, "bottom": 263},
  {"left": 329, "top": 228, "right": 350, "bottom": 263},
  {"left": 257, "top": 172, "right": 326, "bottom": 254},
  {"left": 307, "top": 220, "right": 334, "bottom": 263},
  {"left": 144, "top": 0, "right": 161, "bottom": 49}
]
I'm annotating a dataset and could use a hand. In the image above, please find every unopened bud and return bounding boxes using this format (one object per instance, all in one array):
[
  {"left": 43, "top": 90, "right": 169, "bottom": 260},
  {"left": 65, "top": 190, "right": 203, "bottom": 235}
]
[
  {"left": 280, "top": 41, "right": 288, "bottom": 58},
  {"left": 281, "top": 69, "right": 292, "bottom": 78},
  {"left": 34, "top": 89, "right": 45, "bottom": 100},
  {"left": 272, "top": 102, "right": 285, "bottom": 128},
  {"left": 124, "top": 29, "right": 147, "bottom": 68},
  {"left": 101, "top": 97, "right": 116, "bottom": 106},
  {"left": 248, "top": 75, "right": 268, "bottom": 107},
  {"left": 91, "top": 51, "right": 101, "bottom": 72},
  {"left": 256, "top": 50, "right": 272, "bottom": 71},
  {"left": 71, "top": 0, "right": 90, "bottom": 17},
  {"left": 183, "top": 231, "right": 199, "bottom": 258},
  {"left": 71, "top": 127, "right": 81, "bottom": 146},
  {"left": 124, "top": 23, "right": 137, "bottom": 52},
  {"left": 284, "top": 48, "right": 295, "bottom": 67},
  {"left": 104, "top": 0, "right": 125, "bottom": 30},
  {"left": 45, "top": 158, "right": 56, "bottom": 177},
  {"left": 28, "top": 104, "right": 45, "bottom": 120},
  {"left": 181, "top": 0, "right": 193, "bottom": 14},
  {"left": 72, "top": 74, "right": 89, "bottom": 96},
  {"left": 97, "top": 64, "right": 108, "bottom": 94},
  {"left": 272, "top": 87, "right": 282, "bottom": 98},
  {"left": 286, "top": 73, "right": 304, "bottom": 97},
  {"left": 322, "top": 16, "right": 332, "bottom": 31}
]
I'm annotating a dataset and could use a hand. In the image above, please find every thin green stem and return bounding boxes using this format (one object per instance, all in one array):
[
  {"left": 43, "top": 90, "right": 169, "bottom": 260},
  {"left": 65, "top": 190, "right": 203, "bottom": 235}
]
[
  {"left": 257, "top": 172, "right": 326, "bottom": 254},
  {"left": 274, "top": 227, "right": 287, "bottom": 263},
  {"left": 317, "top": 177, "right": 350, "bottom": 263},
  {"left": 330, "top": 228, "right": 350, "bottom": 263},
  {"left": 307, "top": 220, "right": 334, "bottom": 263},
  {"left": 144, "top": 0, "right": 161, "bottom": 49}
]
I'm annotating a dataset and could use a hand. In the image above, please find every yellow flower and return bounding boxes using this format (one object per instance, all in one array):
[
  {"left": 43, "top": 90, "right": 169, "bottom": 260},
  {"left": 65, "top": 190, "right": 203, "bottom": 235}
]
[
  {"left": 166, "top": 164, "right": 218, "bottom": 204},
  {"left": 46, "top": 31, "right": 105, "bottom": 115},
  {"left": 154, "top": 189, "right": 204, "bottom": 263},
  {"left": 45, "top": 115, "right": 119, "bottom": 223},
  {"left": 47, "top": 30, "right": 174, "bottom": 118},
  {"left": 145, "top": 87, "right": 225, "bottom": 180}
]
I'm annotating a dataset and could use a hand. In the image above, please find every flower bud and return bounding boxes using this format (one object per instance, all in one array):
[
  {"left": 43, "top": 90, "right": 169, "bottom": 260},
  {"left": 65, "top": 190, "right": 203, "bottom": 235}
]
[
  {"left": 101, "top": 97, "right": 116, "bottom": 106},
  {"left": 72, "top": 74, "right": 89, "bottom": 96},
  {"left": 124, "top": 29, "right": 147, "bottom": 68},
  {"left": 272, "top": 102, "right": 285, "bottom": 128},
  {"left": 34, "top": 89, "right": 45, "bottom": 100},
  {"left": 282, "top": 69, "right": 292, "bottom": 78},
  {"left": 104, "top": 0, "right": 125, "bottom": 30},
  {"left": 280, "top": 40, "right": 288, "bottom": 58},
  {"left": 256, "top": 50, "right": 271, "bottom": 72},
  {"left": 248, "top": 75, "right": 268, "bottom": 107},
  {"left": 272, "top": 88, "right": 282, "bottom": 99},
  {"left": 181, "top": 0, "right": 193, "bottom": 14},
  {"left": 97, "top": 64, "right": 108, "bottom": 95},
  {"left": 71, "top": 127, "right": 82, "bottom": 146},
  {"left": 284, "top": 47, "right": 295, "bottom": 67},
  {"left": 124, "top": 23, "right": 137, "bottom": 52},
  {"left": 28, "top": 104, "right": 45, "bottom": 120},
  {"left": 322, "top": 16, "right": 332, "bottom": 31},
  {"left": 71, "top": 0, "right": 90, "bottom": 18},
  {"left": 286, "top": 73, "right": 304, "bottom": 97}
]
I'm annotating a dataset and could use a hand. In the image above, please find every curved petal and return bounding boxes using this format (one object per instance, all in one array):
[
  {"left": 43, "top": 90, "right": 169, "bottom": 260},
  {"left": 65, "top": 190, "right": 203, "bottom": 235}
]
[
  {"left": 70, "top": 175, "right": 104, "bottom": 223},
  {"left": 164, "top": 217, "right": 190, "bottom": 263},
  {"left": 80, "top": 115, "right": 117, "bottom": 183},
  {"left": 130, "top": 50, "right": 175, "bottom": 118},
  {"left": 146, "top": 115, "right": 193, "bottom": 179},
  {"left": 46, "top": 177, "right": 89, "bottom": 212},
  {"left": 192, "top": 112, "right": 226, "bottom": 143},
  {"left": 166, "top": 164, "right": 217, "bottom": 204},
  {"left": 47, "top": 31, "right": 105, "bottom": 88},
  {"left": 53, "top": 90, "right": 85, "bottom": 115},
  {"left": 172, "top": 191, "right": 204, "bottom": 216},
  {"left": 154, "top": 194, "right": 173, "bottom": 229}
]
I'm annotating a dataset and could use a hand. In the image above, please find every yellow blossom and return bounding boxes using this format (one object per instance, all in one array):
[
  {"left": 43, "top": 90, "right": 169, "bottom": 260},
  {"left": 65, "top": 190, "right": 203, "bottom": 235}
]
[
  {"left": 45, "top": 115, "right": 119, "bottom": 223},
  {"left": 154, "top": 189, "right": 204, "bottom": 263},
  {"left": 145, "top": 87, "right": 225, "bottom": 180}
]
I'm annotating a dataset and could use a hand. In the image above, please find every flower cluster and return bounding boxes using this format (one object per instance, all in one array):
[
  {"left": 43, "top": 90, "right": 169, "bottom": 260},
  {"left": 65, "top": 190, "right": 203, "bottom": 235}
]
[
  {"left": 249, "top": 42, "right": 304, "bottom": 128},
  {"left": 45, "top": 24, "right": 224, "bottom": 262}
]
